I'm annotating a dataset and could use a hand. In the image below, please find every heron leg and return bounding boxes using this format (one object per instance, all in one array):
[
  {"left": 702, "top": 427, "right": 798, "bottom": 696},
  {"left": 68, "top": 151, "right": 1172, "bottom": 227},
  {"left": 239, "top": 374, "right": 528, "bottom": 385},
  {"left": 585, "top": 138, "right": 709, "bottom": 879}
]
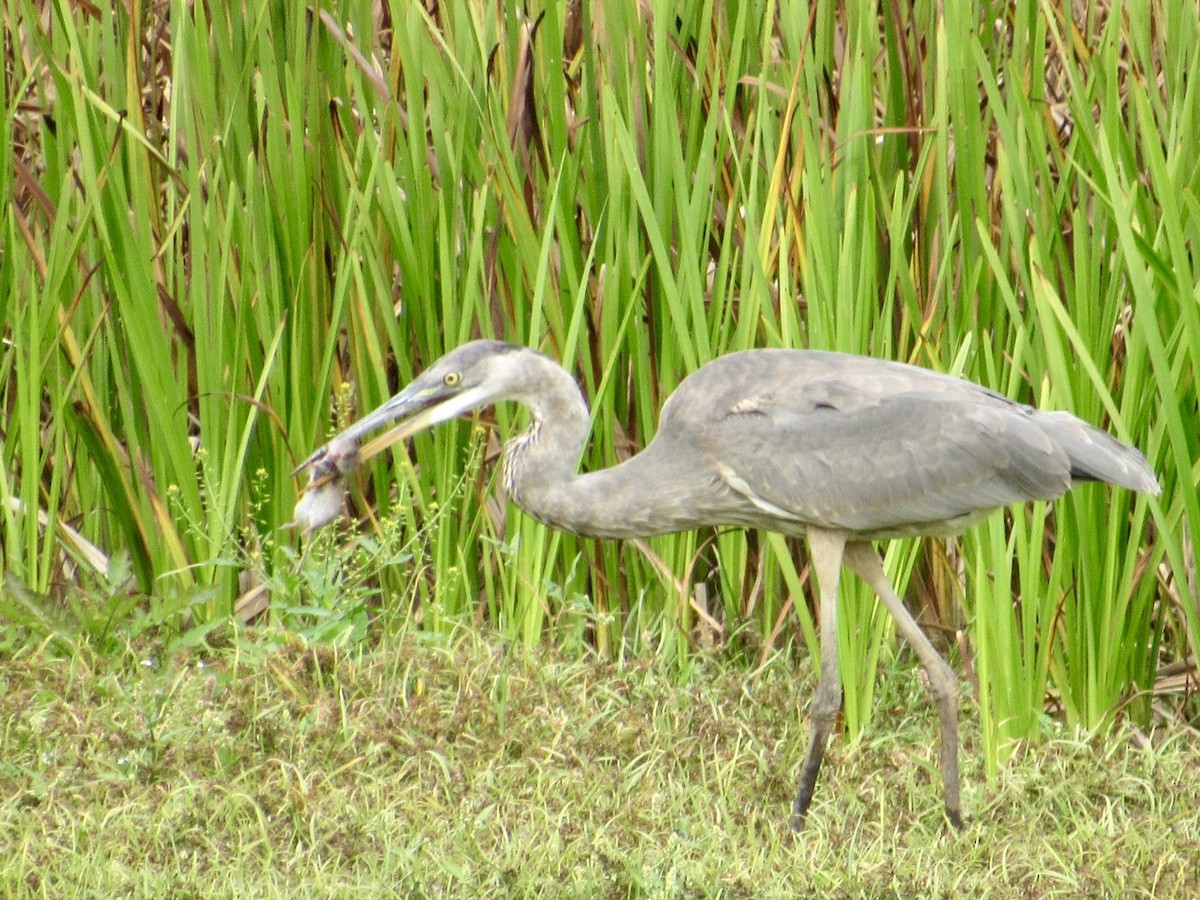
[
  {"left": 843, "top": 541, "right": 963, "bottom": 828},
  {"left": 790, "top": 527, "right": 847, "bottom": 831}
]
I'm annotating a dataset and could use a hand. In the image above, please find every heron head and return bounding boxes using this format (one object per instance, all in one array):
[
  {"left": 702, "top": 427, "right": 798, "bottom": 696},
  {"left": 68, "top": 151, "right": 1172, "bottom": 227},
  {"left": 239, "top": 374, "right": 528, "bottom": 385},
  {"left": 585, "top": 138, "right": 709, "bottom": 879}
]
[{"left": 295, "top": 340, "right": 534, "bottom": 475}]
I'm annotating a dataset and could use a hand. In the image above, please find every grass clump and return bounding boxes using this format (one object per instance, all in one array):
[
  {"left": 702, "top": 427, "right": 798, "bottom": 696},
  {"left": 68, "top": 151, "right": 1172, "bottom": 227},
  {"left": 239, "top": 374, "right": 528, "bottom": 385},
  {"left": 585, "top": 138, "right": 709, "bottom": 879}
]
[{"left": 2, "top": 631, "right": 1197, "bottom": 897}]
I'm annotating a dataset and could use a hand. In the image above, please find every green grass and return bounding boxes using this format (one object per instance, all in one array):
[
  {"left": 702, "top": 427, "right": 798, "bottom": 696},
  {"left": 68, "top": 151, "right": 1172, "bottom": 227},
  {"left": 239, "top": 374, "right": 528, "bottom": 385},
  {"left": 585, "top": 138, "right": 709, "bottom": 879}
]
[
  {"left": 2, "top": 632, "right": 1197, "bottom": 897},
  {"left": 2, "top": 0, "right": 1198, "bottom": 879}
]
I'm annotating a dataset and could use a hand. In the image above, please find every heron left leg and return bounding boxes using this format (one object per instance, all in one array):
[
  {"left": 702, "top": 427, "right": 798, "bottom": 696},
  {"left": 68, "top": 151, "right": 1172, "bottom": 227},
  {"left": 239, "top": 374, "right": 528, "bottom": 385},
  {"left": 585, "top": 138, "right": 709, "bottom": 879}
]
[
  {"left": 843, "top": 541, "right": 963, "bottom": 828},
  {"left": 790, "top": 527, "right": 848, "bottom": 831}
]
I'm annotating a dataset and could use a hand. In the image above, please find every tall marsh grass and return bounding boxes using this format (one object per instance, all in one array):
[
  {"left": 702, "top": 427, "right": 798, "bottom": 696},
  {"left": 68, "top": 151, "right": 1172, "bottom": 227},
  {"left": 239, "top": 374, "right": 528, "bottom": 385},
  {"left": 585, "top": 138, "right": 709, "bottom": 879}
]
[{"left": 2, "top": 1, "right": 1196, "bottom": 770}]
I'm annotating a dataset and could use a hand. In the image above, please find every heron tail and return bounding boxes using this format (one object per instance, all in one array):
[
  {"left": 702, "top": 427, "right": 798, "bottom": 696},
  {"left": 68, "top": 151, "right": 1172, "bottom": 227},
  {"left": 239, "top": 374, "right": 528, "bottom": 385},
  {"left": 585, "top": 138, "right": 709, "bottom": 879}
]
[{"left": 1038, "top": 411, "right": 1160, "bottom": 495}]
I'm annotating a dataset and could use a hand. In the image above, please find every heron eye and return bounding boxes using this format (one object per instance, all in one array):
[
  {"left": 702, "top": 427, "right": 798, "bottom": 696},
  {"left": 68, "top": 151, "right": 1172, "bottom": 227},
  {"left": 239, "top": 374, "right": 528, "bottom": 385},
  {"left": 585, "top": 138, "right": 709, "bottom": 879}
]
[{"left": 443, "top": 372, "right": 461, "bottom": 387}]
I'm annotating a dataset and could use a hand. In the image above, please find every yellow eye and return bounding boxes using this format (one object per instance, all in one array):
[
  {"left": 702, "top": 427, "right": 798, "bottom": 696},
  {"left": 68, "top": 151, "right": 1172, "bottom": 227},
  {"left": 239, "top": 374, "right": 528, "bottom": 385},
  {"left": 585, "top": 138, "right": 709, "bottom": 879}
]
[{"left": 443, "top": 372, "right": 461, "bottom": 387}]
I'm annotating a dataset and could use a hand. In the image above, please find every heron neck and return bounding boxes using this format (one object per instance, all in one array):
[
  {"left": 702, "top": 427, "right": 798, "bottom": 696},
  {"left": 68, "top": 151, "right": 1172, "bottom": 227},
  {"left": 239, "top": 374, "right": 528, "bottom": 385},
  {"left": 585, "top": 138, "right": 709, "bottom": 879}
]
[
  {"left": 497, "top": 362, "right": 678, "bottom": 539},
  {"left": 502, "top": 396, "right": 706, "bottom": 539},
  {"left": 505, "top": 440, "right": 672, "bottom": 539}
]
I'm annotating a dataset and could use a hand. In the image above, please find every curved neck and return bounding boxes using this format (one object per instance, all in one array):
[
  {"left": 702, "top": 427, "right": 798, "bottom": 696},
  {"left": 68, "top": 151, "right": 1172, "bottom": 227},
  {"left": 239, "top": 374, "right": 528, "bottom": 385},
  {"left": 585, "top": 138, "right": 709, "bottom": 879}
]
[
  {"left": 498, "top": 354, "right": 589, "bottom": 522},
  {"left": 498, "top": 357, "right": 703, "bottom": 539}
]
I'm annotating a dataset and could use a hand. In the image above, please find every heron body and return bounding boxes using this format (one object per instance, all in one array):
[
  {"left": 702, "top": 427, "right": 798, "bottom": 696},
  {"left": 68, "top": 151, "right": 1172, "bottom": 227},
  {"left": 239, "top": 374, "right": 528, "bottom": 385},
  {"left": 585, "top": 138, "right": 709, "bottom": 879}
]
[{"left": 297, "top": 340, "right": 1159, "bottom": 829}]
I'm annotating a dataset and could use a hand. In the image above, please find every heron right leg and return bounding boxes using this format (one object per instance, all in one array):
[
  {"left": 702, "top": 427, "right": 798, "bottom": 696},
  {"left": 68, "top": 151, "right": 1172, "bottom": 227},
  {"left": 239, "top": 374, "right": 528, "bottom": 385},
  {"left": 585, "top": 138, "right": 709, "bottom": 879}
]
[
  {"left": 843, "top": 541, "right": 963, "bottom": 828},
  {"left": 790, "top": 527, "right": 847, "bottom": 831}
]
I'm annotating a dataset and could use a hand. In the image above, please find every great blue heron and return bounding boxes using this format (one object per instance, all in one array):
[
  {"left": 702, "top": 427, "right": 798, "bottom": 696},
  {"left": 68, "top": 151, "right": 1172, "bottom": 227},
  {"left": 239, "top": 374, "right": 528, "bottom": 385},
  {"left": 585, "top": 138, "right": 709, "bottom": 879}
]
[{"left": 296, "top": 340, "right": 1159, "bottom": 829}]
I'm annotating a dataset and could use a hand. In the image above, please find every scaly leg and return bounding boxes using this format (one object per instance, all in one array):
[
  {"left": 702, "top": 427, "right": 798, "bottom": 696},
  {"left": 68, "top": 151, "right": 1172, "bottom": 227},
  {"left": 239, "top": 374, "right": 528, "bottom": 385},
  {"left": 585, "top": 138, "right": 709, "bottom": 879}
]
[
  {"left": 790, "top": 527, "right": 848, "bottom": 831},
  {"left": 843, "top": 541, "right": 963, "bottom": 828}
]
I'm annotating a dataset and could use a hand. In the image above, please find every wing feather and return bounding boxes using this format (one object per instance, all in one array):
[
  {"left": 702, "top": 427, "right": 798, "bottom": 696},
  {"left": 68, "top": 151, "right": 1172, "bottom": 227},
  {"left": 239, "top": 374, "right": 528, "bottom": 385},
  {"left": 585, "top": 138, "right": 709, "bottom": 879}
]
[{"left": 658, "top": 350, "right": 1073, "bottom": 536}]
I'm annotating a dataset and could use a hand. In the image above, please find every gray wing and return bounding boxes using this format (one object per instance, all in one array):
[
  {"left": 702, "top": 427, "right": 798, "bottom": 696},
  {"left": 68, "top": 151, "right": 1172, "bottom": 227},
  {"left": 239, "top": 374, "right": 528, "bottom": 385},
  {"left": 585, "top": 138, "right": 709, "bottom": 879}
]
[{"left": 661, "top": 350, "right": 1073, "bottom": 536}]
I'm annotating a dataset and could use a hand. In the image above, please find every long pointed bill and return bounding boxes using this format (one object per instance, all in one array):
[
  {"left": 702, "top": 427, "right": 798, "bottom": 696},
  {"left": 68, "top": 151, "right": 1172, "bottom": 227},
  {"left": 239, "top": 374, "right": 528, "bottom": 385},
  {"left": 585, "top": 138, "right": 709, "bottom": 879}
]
[
  {"left": 294, "top": 382, "right": 495, "bottom": 477},
  {"left": 289, "top": 380, "right": 494, "bottom": 534}
]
